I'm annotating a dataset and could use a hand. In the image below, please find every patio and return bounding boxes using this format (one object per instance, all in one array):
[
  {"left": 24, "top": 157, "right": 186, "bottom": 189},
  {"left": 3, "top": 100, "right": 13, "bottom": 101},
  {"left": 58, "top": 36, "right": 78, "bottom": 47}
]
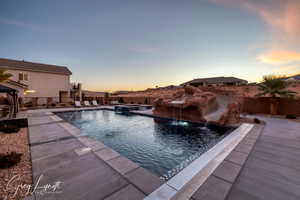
[{"left": 20, "top": 109, "right": 300, "bottom": 200}]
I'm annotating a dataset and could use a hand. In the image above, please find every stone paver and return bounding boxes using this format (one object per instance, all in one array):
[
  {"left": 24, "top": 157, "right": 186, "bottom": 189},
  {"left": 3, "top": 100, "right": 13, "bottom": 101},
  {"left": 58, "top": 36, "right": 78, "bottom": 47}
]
[
  {"left": 31, "top": 138, "right": 83, "bottom": 160},
  {"left": 95, "top": 148, "right": 120, "bottom": 161},
  {"left": 213, "top": 161, "right": 241, "bottom": 183},
  {"left": 104, "top": 184, "right": 146, "bottom": 200},
  {"left": 26, "top": 109, "right": 163, "bottom": 200},
  {"left": 125, "top": 167, "right": 164, "bottom": 195},
  {"left": 29, "top": 123, "right": 72, "bottom": 144},
  {"left": 233, "top": 143, "right": 252, "bottom": 154},
  {"left": 107, "top": 156, "right": 139, "bottom": 175},
  {"left": 192, "top": 176, "right": 231, "bottom": 200},
  {"left": 225, "top": 151, "right": 248, "bottom": 166},
  {"left": 189, "top": 124, "right": 263, "bottom": 200},
  {"left": 226, "top": 116, "right": 300, "bottom": 200}
]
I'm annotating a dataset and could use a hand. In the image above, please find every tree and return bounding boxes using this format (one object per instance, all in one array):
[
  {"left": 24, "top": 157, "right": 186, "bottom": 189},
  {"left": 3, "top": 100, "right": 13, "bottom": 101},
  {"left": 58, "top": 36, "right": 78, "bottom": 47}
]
[
  {"left": 256, "top": 75, "right": 297, "bottom": 115},
  {"left": 0, "top": 69, "right": 12, "bottom": 83}
]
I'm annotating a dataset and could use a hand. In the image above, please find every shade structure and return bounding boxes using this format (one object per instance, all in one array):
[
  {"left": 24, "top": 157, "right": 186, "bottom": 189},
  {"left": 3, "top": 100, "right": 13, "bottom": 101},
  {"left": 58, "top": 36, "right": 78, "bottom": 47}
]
[{"left": 0, "top": 84, "right": 18, "bottom": 118}]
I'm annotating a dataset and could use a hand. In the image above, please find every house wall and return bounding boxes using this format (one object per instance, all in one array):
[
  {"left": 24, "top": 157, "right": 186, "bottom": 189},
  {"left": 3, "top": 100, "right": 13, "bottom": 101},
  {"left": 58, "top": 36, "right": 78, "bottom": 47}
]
[{"left": 6, "top": 69, "right": 71, "bottom": 98}]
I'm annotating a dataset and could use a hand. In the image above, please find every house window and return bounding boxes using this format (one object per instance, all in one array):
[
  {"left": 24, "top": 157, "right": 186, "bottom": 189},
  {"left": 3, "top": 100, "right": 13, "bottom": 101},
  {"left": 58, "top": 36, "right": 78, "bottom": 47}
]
[
  {"left": 24, "top": 73, "right": 28, "bottom": 81},
  {"left": 19, "top": 73, "right": 23, "bottom": 81},
  {"left": 18, "top": 73, "right": 28, "bottom": 81}
]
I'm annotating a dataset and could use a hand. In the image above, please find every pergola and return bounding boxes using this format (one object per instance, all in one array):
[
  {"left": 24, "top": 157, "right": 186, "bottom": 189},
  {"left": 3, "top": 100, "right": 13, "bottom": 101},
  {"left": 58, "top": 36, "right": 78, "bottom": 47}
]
[{"left": 0, "top": 85, "right": 18, "bottom": 118}]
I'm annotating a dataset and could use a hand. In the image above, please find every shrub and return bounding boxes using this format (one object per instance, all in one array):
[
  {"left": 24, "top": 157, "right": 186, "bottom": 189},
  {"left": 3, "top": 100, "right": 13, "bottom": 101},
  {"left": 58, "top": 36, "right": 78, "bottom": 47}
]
[
  {"left": 253, "top": 118, "right": 261, "bottom": 124},
  {"left": 286, "top": 114, "right": 297, "bottom": 119},
  {"left": 0, "top": 124, "right": 20, "bottom": 133},
  {"left": 0, "top": 152, "right": 22, "bottom": 169}
]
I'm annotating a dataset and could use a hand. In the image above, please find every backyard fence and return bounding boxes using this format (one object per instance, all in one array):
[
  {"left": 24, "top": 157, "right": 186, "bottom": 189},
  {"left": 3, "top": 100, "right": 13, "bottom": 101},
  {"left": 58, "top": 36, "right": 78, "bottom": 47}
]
[{"left": 242, "top": 97, "right": 300, "bottom": 116}]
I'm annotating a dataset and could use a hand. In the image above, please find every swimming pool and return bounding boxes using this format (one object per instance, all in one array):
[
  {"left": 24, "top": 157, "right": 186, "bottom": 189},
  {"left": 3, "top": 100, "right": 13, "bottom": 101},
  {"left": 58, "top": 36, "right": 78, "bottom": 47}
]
[{"left": 56, "top": 109, "right": 232, "bottom": 180}]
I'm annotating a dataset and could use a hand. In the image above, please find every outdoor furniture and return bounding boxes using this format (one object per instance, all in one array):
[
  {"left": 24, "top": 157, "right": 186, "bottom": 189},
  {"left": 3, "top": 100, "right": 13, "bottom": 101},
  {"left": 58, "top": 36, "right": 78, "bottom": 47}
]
[
  {"left": 110, "top": 100, "right": 120, "bottom": 105},
  {"left": 92, "top": 100, "right": 98, "bottom": 106},
  {"left": 84, "top": 101, "right": 91, "bottom": 106},
  {"left": 75, "top": 101, "right": 82, "bottom": 107},
  {"left": 0, "top": 85, "right": 18, "bottom": 118}
]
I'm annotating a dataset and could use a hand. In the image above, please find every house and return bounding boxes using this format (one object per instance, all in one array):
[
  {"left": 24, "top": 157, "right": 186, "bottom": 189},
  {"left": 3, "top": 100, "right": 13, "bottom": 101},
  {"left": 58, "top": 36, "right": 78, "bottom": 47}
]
[
  {"left": 180, "top": 76, "right": 248, "bottom": 87},
  {"left": 283, "top": 74, "right": 300, "bottom": 82},
  {"left": 0, "top": 58, "right": 72, "bottom": 105},
  {"left": 82, "top": 90, "right": 108, "bottom": 98},
  {"left": 112, "top": 90, "right": 131, "bottom": 95}
]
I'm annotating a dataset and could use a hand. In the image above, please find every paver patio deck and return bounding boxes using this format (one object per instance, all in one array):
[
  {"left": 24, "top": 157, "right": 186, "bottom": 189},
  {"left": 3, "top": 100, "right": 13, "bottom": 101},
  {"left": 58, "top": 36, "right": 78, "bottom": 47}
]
[
  {"left": 22, "top": 108, "right": 300, "bottom": 200},
  {"left": 226, "top": 116, "right": 300, "bottom": 200},
  {"left": 26, "top": 109, "right": 163, "bottom": 200},
  {"left": 191, "top": 116, "right": 300, "bottom": 200}
]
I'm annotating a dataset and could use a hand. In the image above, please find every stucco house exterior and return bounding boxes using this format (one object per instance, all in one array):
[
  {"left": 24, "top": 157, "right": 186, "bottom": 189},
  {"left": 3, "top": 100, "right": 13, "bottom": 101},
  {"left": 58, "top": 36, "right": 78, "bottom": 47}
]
[{"left": 0, "top": 58, "right": 72, "bottom": 105}]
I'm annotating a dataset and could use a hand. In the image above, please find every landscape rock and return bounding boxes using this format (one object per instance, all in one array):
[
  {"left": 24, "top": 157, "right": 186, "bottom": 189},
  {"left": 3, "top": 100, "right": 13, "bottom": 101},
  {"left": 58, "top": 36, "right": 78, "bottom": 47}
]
[{"left": 153, "top": 86, "right": 218, "bottom": 122}]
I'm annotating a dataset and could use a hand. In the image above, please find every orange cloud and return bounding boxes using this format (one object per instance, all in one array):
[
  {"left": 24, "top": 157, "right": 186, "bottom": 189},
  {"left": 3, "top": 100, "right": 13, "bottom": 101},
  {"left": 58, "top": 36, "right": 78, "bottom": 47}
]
[
  {"left": 212, "top": 0, "right": 300, "bottom": 67},
  {"left": 257, "top": 50, "right": 300, "bottom": 65},
  {"left": 212, "top": 0, "right": 300, "bottom": 39},
  {"left": 272, "top": 65, "right": 300, "bottom": 75},
  {"left": 249, "top": 0, "right": 300, "bottom": 40}
]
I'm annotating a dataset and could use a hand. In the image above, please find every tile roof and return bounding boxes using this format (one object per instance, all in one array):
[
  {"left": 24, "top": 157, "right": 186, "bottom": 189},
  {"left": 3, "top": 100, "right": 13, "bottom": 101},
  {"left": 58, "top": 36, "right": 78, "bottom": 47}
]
[{"left": 0, "top": 58, "right": 72, "bottom": 75}]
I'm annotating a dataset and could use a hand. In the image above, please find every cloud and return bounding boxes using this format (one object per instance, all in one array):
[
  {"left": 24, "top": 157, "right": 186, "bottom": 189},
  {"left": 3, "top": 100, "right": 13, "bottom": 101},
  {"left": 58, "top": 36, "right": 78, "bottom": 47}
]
[
  {"left": 128, "top": 47, "right": 159, "bottom": 53},
  {"left": 211, "top": 0, "right": 300, "bottom": 70},
  {"left": 272, "top": 65, "right": 300, "bottom": 76},
  {"left": 211, "top": 0, "right": 300, "bottom": 40},
  {"left": 0, "top": 18, "right": 41, "bottom": 31},
  {"left": 257, "top": 49, "right": 300, "bottom": 65}
]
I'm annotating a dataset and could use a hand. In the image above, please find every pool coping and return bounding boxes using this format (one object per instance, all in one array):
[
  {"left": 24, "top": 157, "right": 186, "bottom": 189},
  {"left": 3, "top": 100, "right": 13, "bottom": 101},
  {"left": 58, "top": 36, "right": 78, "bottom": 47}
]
[
  {"left": 25, "top": 107, "right": 255, "bottom": 200},
  {"left": 144, "top": 123, "right": 254, "bottom": 200}
]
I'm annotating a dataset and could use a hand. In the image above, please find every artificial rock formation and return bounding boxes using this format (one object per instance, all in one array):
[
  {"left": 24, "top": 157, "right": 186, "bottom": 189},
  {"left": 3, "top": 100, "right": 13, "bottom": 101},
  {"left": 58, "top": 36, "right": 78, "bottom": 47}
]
[
  {"left": 217, "top": 102, "right": 241, "bottom": 126},
  {"left": 153, "top": 86, "right": 218, "bottom": 122}
]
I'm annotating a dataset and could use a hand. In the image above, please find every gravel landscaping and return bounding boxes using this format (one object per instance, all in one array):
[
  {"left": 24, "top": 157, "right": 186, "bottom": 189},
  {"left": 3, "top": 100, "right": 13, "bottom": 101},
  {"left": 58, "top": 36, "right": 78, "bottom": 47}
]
[{"left": 0, "top": 128, "right": 33, "bottom": 200}]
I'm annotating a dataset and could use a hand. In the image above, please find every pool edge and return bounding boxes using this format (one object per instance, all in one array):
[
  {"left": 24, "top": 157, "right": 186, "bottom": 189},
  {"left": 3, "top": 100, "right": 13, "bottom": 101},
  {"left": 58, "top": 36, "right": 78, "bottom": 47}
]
[{"left": 144, "top": 123, "right": 254, "bottom": 200}]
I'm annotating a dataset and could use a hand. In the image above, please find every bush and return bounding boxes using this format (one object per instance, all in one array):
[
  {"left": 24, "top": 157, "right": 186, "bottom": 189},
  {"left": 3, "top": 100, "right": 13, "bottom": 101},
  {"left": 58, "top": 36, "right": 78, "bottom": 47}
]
[
  {"left": 286, "top": 114, "right": 297, "bottom": 119},
  {"left": 0, "top": 152, "right": 22, "bottom": 169},
  {"left": 253, "top": 118, "right": 261, "bottom": 124},
  {"left": 0, "top": 124, "right": 20, "bottom": 133}
]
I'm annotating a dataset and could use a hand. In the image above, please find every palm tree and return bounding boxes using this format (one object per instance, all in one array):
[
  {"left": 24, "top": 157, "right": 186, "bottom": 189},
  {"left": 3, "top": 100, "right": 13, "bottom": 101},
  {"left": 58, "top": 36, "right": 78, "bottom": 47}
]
[
  {"left": 0, "top": 69, "right": 12, "bottom": 83},
  {"left": 256, "top": 75, "right": 297, "bottom": 115}
]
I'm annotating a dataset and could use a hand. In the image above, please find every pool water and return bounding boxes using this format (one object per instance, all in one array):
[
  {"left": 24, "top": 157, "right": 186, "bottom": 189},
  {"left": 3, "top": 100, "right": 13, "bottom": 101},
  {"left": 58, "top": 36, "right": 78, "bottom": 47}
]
[{"left": 56, "top": 110, "right": 231, "bottom": 180}]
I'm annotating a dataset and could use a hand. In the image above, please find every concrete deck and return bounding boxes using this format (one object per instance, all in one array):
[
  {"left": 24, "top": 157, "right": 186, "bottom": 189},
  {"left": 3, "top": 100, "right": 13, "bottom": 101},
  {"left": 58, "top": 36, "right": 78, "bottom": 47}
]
[
  {"left": 191, "top": 116, "right": 300, "bottom": 200},
  {"left": 26, "top": 109, "right": 163, "bottom": 200},
  {"left": 22, "top": 107, "right": 300, "bottom": 200},
  {"left": 227, "top": 116, "right": 300, "bottom": 200}
]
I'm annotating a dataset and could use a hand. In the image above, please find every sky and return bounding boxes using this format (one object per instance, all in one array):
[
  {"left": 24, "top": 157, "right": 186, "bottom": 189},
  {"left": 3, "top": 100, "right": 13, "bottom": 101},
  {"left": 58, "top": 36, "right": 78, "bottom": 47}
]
[{"left": 0, "top": 0, "right": 299, "bottom": 91}]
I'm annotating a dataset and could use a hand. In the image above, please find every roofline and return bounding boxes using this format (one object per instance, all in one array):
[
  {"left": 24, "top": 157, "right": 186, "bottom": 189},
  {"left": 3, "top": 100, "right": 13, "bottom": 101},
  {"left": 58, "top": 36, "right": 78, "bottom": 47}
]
[
  {"left": 0, "top": 65, "right": 72, "bottom": 75},
  {"left": 181, "top": 76, "right": 248, "bottom": 85},
  {"left": 0, "top": 58, "right": 72, "bottom": 75}
]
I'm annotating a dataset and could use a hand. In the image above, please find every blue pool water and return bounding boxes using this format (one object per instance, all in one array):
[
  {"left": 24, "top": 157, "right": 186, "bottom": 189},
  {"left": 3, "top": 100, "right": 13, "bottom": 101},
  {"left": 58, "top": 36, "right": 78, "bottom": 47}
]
[{"left": 56, "top": 110, "right": 231, "bottom": 180}]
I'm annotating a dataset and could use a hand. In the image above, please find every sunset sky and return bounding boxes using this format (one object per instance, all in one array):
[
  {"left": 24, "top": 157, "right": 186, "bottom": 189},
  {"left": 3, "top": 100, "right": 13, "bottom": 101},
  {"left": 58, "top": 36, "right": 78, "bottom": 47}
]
[{"left": 1, "top": 0, "right": 300, "bottom": 91}]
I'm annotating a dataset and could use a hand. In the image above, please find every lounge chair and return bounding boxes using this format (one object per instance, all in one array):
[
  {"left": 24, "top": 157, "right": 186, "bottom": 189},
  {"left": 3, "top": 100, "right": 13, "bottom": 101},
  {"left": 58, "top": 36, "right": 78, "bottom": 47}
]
[
  {"left": 110, "top": 100, "right": 120, "bottom": 105},
  {"left": 75, "top": 101, "right": 82, "bottom": 107},
  {"left": 92, "top": 100, "right": 99, "bottom": 106},
  {"left": 84, "top": 101, "right": 91, "bottom": 106}
]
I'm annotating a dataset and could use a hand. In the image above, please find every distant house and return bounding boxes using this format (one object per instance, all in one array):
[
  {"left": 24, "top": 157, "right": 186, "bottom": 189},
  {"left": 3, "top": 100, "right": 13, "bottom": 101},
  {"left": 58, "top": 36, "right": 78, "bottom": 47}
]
[
  {"left": 180, "top": 76, "right": 248, "bottom": 87},
  {"left": 113, "top": 90, "right": 131, "bottom": 95},
  {"left": 283, "top": 74, "right": 300, "bottom": 82},
  {"left": 82, "top": 90, "right": 107, "bottom": 98},
  {"left": 0, "top": 58, "right": 72, "bottom": 104}
]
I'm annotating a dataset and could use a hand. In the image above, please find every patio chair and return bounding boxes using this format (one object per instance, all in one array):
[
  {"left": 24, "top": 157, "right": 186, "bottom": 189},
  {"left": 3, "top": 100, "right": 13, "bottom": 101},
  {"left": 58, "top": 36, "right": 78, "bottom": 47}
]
[
  {"left": 92, "top": 100, "right": 99, "bottom": 106},
  {"left": 75, "top": 101, "right": 82, "bottom": 107},
  {"left": 84, "top": 101, "right": 91, "bottom": 106},
  {"left": 110, "top": 100, "right": 120, "bottom": 105}
]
